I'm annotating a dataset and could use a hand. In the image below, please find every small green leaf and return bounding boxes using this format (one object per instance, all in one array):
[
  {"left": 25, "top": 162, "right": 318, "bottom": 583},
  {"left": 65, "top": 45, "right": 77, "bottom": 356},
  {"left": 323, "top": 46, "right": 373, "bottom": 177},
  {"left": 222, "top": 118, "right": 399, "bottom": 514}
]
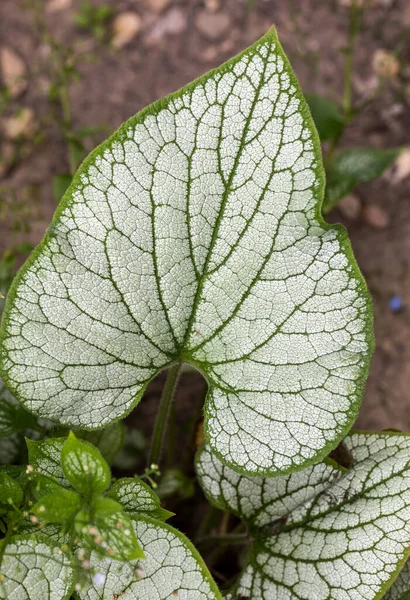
[
  {"left": 26, "top": 437, "right": 68, "bottom": 487},
  {"left": 156, "top": 468, "right": 195, "bottom": 501},
  {"left": 32, "top": 489, "right": 81, "bottom": 523},
  {"left": 0, "top": 465, "right": 25, "bottom": 480},
  {"left": 61, "top": 433, "right": 110, "bottom": 495},
  {"left": 108, "top": 477, "right": 174, "bottom": 521},
  {"left": 197, "top": 432, "right": 410, "bottom": 600},
  {"left": 305, "top": 93, "right": 344, "bottom": 141},
  {"left": 53, "top": 174, "right": 72, "bottom": 203},
  {"left": 77, "top": 421, "right": 124, "bottom": 465},
  {"left": 76, "top": 506, "right": 144, "bottom": 561},
  {"left": 30, "top": 473, "right": 67, "bottom": 501},
  {"left": 0, "top": 535, "right": 75, "bottom": 599},
  {"left": 92, "top": 495, "right": 123, "bottom": 517},
  {"left": 0, "top": 472, "right": 23, "bottom": 507},
  {"left": 77, "top": 517, "right": 222, "bottom": 600},
  {"left": 324, "top": 147, "right": 402, "bottom": 211}
]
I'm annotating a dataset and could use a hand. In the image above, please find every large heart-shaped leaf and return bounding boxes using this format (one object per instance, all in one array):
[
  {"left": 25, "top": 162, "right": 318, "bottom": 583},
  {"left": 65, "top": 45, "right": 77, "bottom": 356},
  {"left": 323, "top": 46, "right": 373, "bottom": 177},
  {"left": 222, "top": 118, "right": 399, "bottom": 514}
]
[
  {"left": 0, "top": 535, "right": 74, "bottom": 599},
  {"left": 0, "top": 29, "right": 372, "bottom": 476},
  {"left": 78, "top": 516, "right": 222, "bottom": 600},
  {"left": 197, "top": 432, "right": 410, "bottom": 600}
]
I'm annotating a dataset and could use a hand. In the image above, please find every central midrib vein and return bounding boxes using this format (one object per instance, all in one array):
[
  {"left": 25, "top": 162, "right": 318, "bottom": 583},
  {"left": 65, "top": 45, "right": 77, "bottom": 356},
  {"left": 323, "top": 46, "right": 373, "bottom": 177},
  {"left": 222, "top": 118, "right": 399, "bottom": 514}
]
[{"left": 179, "top": 49, "right": 269, "bottom": 358}]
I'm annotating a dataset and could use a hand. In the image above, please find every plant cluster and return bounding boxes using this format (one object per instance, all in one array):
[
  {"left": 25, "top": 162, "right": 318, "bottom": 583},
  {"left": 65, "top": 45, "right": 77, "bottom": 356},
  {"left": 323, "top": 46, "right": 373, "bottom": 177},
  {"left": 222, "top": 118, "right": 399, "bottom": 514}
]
[{"left": 0, "top": 24, "right": 409, "bottom": 600}]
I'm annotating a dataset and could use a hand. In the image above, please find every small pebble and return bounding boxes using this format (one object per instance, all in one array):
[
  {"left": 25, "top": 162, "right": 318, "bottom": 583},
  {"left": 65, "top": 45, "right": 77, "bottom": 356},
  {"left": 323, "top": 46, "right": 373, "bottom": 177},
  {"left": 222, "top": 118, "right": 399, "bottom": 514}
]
[
  {"left": 0, "top": 46, "right": 27, "bottom": 99},
  {"left": 2, "top": 108, "right": 36, "bottom": 140},
  {"left": 389, "top": 296, "right": 403, "bottom": 313},
  {"left": 338, "top": 194, "right": 361, "bottom": 221},
  {"left": 195, "top": 11, "right": 231, "bottom": 41},
  {"left": 389, "top": 148, "right": 410, "bottom": 184},
  {"left": 112, "top": 12, "right": 141, "bottom": 49},
  {"left": 362, "top": 204, "right": 390, "bottom": 229},
  {"left": 146, "top": 0, "right": 170, "bottom": 13}
]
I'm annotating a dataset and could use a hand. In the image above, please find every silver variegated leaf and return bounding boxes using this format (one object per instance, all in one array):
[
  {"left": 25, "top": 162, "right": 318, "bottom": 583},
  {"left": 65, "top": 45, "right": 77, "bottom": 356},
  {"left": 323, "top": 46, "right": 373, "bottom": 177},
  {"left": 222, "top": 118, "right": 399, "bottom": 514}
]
[
  {"left": 78, "top": 516, "right": 221, "bottom": 600},
  {"left": 197, "top": 432, "right": 410, "bottom": 600},
  {"left": 107, "top": 477, "right": 173, "bottom": 521},
  {"left": 0, "top": 535, "right": 74, "bottom": 599},
  {"left": 0, "top": 29, "right": 372, "bottom": 475}
]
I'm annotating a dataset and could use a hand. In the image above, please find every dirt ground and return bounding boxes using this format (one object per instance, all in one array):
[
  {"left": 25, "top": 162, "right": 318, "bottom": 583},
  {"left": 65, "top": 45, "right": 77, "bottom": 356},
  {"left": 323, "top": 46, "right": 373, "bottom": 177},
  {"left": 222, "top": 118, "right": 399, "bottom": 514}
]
[{"left": 1, "top": 0, "right": 410, "bottom": 436}]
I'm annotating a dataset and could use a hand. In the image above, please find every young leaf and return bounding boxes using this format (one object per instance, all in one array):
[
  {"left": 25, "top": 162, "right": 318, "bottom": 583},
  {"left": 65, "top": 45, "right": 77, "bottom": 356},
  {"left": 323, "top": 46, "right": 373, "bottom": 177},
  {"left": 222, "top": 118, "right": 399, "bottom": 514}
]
[
  {"left": 77, "top": 516, "right": 222, "bottom": 599},
  {"left": 0, "top": 472, "right": 23, "bottom": 507},
  {"left": 75, "top": 506, "right": 144, "bottom": 561},
  {"left": 107, "top": 477, "right": 173, "bottom": 521},
  {"left": 305, "top": 93, "right": 344, "bottom": 141},
  {"left": 383, "top": 560, "right": 410, "bottom": 599},
  {"left": 0, "top": 29, "right": 373, "bottom": 476},
  {"left": 197, "top": 432, "right": 410, "bottom": 600},
  {"left": 27, "top": 438, "right": 69, "bottom": 487},
  {"left": 0, "top": 535, "right": 74, "bottom": 599},
  {"left": 30, "top": 472, "right": 67, "bottom": 500},
  {"left": 156, "top": 467, "right": 195, "bottom": 500},
  {"left": 32, "top": 489, "right": 81, "bottom": 523},
  {"left": 61, "top": 434, "right": 110, "bottom": 496},
  {"left": 324, "top": 147, "right": 402, "bottom": 212}
]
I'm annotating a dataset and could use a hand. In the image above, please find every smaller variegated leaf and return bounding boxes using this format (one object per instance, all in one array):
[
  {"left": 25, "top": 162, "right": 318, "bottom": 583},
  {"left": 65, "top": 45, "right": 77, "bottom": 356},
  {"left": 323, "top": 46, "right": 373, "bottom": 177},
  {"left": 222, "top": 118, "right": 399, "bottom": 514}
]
[
  {"left": 197, "top": 432, "right": 410, "bottom": 600},
  {"left": 107, "top": 477, "right": 173, "bottom": 521},
  {"left": 0, "top": 535, "right": 74, "bottom": 599},
  {"left": 27, "top": 438, "right": 69, "bottom": 487},
  {"left": 77, "top": 516, "right": 222, "bottom": 600}
]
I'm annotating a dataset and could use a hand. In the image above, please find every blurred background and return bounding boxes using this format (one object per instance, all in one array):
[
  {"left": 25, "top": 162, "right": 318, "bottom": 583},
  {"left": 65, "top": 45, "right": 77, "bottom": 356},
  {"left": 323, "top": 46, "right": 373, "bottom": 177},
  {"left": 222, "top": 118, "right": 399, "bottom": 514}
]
[{"left": 1, "top": 0, "right": 410, "bottom": 435}]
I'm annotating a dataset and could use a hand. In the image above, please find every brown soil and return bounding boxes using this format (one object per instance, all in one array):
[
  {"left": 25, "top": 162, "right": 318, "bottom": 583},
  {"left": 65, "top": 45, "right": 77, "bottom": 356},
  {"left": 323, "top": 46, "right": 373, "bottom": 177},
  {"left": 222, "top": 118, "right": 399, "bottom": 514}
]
[{"left": 1, "top": 0, "right": 410, "bottom": 438}]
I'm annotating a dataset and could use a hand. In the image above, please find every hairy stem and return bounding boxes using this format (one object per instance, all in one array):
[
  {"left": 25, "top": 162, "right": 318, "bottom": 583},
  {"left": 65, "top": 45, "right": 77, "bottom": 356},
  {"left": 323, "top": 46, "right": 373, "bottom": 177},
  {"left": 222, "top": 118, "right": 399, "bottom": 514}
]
[{"left": 148, "top": 363, "right": 182, "bottom": 468}]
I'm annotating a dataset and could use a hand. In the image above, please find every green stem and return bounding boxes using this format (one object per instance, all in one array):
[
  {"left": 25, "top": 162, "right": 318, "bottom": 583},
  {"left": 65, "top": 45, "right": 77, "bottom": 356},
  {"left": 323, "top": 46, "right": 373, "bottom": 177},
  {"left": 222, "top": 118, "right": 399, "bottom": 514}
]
[
  {"left": 196, "top": 533, "right": 249, "bottom": 547},
  {"left": 324, "top": 3, "right": 362, "bottom": 169},
  {"left": 0, "top": 515, "right": 19, "bottom": 571},
  {"left": 147, "top": 363, "right": 182, "bottom": 468},
  {"left": 343, "top": 4, "right": 361, "bottom": 118}
]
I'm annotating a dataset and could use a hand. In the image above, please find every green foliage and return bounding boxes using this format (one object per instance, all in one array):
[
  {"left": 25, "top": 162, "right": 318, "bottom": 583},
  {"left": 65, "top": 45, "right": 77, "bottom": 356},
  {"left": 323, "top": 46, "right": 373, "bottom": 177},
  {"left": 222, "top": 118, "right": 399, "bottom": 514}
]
[
  {"left": 324, "top": 147, "right": 402, "bottom": 211},
  {"left": 52, "top": 174, "right": 73, "bottom": 203},
  {"left": 74, "top": 1, "right": 115, "bottom": 40},
  {"left": 0, "top": 472, "right": 23, "bottom": 507},
  {"left": 0, "top": 243, "right": 33, "bottom": 296},
  {"left": 32, "top": 488, "right": 81, "bottom": 523},
  {"left": 305, "top": 92, "right": 345, "bottom": 141}
]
